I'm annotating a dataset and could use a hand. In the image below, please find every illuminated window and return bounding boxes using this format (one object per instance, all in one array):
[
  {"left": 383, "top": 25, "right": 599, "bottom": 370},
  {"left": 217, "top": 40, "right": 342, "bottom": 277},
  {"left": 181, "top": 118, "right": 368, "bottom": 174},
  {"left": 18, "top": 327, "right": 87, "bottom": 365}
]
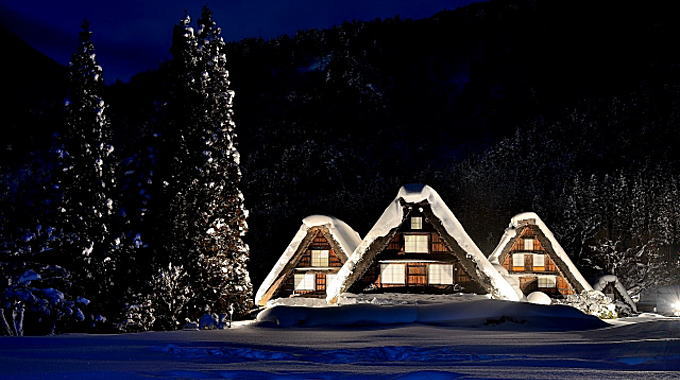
[
  {"left": 411, "top": 217, "right": 423, "bottom": 229},
  {"left": 294, "top": 273, "right": 316, "bottom": 290},
  {"left": 524, "top": 238, "right": 534, "bottom": 251},
  {"left": 428, "top": 264, "right": 454, "bottom": 285},
  {"left": 311, "top": 250, "right": 329, "bottom": 267},
  {"left": 380, "top": 263, "right": 405, "bottom": 284},
  {"left": 404, "top": 235, "right": 429, "bottom": 253},
  {"left": 533, "top": 254, "right": 545, "bottom": 269},
  {"left": 538, "top": 276, "right": 557, "bottom": 288},
  {"left": 513, "top": 253, "right": 525, "bottom": 267}
]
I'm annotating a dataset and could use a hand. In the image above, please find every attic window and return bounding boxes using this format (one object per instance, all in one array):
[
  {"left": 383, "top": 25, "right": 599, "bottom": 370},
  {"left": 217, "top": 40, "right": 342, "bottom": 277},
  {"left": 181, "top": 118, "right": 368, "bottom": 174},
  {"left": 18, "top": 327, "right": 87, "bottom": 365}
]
[
  {"left": 428, "top": 264, "right": 453, "bottom": 285},
  {"left": 524, "top": 238, "right": 535, "bottom": 251},
  {"left": 538, "top": 276, "right": 557, "bottom": 288},
  {"left": 380, "top": 263, "right": 405, "bottom": 284},
  {"left": 294, "top": 273, "right": 316, "bottom": 290},
  {"left": 404, "top": 234, "right": 429, "bottom": 253},
  {"left": 411, "top": 217, "right": 423, "bottom": 230},
  {"left": 311, "top": 250, "right": 329, "bottom": 267}
]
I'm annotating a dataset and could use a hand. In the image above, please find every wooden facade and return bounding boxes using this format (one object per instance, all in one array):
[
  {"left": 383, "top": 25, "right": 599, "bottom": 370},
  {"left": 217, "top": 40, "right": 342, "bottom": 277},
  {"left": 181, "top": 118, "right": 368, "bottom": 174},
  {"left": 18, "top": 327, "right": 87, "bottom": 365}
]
[
  {"left": 348, "top": 208, "right": 486, "bottom": 295},
  {"left": 274, "top": 229, "right": 345, "bottom": 299},
  {"left": 498, "top": 225, "right": 576, "bottom": 297}
]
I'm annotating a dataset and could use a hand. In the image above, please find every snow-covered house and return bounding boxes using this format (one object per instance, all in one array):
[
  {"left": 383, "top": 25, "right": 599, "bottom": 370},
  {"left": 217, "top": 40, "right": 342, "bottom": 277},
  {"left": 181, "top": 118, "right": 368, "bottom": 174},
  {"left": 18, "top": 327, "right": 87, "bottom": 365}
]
[
  {"left": 255, "top": 215, "right": 362, "bottom": 306},
  {"left": 488, "top": 212, "right": 592, "bottom": 299},
  {"left": 592, "top": 275, "right": 637, "bottom": 313},
  {"left": 326, "top": 184, "right": 519, "bottom": 303}
]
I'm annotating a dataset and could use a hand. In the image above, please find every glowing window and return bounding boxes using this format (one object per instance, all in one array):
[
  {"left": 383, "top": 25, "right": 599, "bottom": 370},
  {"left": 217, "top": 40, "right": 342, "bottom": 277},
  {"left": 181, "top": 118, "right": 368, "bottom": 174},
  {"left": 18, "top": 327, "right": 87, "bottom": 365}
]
[
  {"left": 533, "top": 254, "right": 545, "bottom": 269},
  {"left": 428, "top": 264, "right": 454, "bottom": 285},
  {"left": 524, "top": 238, "right": 534, "bottom": 251},
  {"left": 404, "top": 235, "right": 429, "bottom": 253},
  {"left": 380, "top": 264, "right": 405, "bottom": 284},
  {"left": 294, "top": 273, "right": 316, "bottom": 290},
  {"left": 538, "top": 276, "right": 557, "bottom": 288},
  {"left": 513, "top": 253, "right": 525, "bottom": 267},
  {"left": 411, "top": 217, "right": 423, "bottom": 229},
  {"left": 311, "top": 250, "right": 329, "bottom": 267}
]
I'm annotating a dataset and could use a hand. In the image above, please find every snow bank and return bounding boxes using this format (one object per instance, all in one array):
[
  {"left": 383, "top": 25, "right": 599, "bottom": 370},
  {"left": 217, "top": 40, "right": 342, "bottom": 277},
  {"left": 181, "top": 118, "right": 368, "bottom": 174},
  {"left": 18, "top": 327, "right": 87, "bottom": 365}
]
[
  {"left": 255, "top": 215, "right": 361, "bottom": 306},
  {"left": 257, "top": 299, "right": 607, "bottom": 330},
  {"left": 488, "top": 212, "right": 593, "bottom": 294},
  {"left": 327, "top": 184, "right": 519, "bottom": 303}
]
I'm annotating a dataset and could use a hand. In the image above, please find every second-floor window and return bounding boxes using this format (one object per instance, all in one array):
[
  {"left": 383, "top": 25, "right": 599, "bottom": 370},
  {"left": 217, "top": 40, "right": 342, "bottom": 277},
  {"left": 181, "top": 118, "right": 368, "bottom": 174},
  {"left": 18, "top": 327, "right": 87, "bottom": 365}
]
[
  {"left": 512, "top": 253, "right": 525, "bottom": 269},
  {"left": 410, "top": 217, "right": 423, "bottom": 229},
  {"left": 533, "top": 254, "right": 545, "bottom": 270},
  {"left": 524, "top": 238, "right": 534, "bottom": 251},
  {"left": 404, "top": 234, "right": 429, "bottom": 253},
  {"left": 311, "top": 249, "right": 329, "bottom": 267}
]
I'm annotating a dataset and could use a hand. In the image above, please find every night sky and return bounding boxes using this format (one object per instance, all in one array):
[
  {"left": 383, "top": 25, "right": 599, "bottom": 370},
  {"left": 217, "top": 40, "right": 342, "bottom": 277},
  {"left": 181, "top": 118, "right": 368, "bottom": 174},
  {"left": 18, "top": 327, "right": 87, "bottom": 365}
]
[{"left": 1, "top": 0, "right": 481, "bottom": 82}]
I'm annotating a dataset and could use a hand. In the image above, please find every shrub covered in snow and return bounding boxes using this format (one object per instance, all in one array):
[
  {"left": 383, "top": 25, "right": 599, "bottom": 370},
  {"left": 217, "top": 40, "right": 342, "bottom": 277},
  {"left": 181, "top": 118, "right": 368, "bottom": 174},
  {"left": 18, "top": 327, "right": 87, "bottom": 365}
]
[
  {"left": 1, "top": 264, "right": 88, "bottom": 336},
  {"left": 117, "top": 298, "right": 156, "bottom": 333},
  {"left": 553, "top": 290, "right": 617, "bottom": 319}
]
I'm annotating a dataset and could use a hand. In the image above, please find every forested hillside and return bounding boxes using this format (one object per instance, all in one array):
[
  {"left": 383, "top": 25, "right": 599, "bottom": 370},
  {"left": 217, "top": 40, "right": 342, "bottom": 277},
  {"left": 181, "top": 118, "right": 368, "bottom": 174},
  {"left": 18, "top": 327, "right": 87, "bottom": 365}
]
[{"left": 2, "top": 0, "right": 680, "bottom": 332}]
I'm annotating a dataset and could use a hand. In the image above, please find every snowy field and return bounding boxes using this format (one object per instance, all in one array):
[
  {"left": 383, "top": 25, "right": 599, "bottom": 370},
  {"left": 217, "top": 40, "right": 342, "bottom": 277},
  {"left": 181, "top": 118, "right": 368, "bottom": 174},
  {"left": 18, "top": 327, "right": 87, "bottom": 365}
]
[{"left": 1, "top": 301, "right": 680, "bottom": 379}]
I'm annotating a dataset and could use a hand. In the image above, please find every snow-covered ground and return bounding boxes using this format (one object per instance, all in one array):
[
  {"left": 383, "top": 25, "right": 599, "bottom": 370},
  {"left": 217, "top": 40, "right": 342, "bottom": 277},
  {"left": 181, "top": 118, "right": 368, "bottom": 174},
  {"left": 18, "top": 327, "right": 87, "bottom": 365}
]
[{"left": 1, "top": 302, "right": 680, "bottom": 379}]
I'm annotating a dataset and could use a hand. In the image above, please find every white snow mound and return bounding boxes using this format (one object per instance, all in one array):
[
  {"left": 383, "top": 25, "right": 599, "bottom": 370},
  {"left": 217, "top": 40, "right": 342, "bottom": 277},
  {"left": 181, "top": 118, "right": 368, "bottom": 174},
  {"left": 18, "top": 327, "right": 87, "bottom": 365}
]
[
  {"left": 257, "top": 299, "right": 607, "bottom": 330},
  {"left": 527, "top": 292, "right": 552, "bottom": 305}
]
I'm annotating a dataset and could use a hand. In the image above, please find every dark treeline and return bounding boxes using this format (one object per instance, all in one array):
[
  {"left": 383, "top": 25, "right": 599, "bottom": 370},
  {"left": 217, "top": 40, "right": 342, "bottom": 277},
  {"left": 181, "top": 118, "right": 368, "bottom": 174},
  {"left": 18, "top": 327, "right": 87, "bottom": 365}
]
[{"left": 2, "top": 0, "right": 680, "bottom": 334}]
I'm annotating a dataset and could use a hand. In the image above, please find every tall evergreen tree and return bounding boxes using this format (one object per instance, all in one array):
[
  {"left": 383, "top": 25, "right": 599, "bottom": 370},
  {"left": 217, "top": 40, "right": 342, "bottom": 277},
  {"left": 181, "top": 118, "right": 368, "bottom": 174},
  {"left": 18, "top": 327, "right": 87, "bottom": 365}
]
[
  {"left": 55, "top": 22, "right": 123, "bottom": 315},
  {"left": 164, "top": 9, "right": 253, "bottom": 321}
]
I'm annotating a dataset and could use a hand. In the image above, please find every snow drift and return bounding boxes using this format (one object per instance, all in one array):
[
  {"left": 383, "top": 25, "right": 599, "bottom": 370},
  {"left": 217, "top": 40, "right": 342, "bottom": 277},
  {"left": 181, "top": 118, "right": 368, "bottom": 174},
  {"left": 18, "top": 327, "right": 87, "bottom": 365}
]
[{"left": 256, "top": 299, "right": 608, "bottom": 330}]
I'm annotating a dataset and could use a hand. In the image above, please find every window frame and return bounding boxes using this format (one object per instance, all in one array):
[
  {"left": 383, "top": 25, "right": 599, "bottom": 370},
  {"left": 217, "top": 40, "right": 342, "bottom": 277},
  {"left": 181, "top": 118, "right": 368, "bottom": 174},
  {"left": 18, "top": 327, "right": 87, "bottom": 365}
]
[
  {"left": 380, "top": 263, "right": 406, "bottom": 284},
  {"left": 428, "top": 264, "right": 454, "bottom": 285},
  {"left": 524, "top": 238, "right": 535, "bottom": 251},
  {"left": 410, "top": 216, "right": 423, "bottom": 230},
  {"left": 404, "top": 234, "right": 429, "bottom": 253},
  {"left": 293, "top": 272, "right": 316, "bottom": 291},
  {"left": 538, "top": 276, "right": 557, "bottom": 288},
  {"left": 310, "top": 249, "right": 329, "bottom": 267},
  {"left": 532, "top": 253, "right": 545, "bottom": 270},
  {"left": 512, "top": 253, "right": 525, "bottom": 269}
]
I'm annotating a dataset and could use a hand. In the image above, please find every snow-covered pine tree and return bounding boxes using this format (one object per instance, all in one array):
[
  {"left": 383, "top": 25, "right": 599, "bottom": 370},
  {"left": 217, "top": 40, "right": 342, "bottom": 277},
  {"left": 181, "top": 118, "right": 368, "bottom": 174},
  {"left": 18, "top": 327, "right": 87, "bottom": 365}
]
[
  {"left": 164, "top": 9, "right": 253, "bottom": 321},
  {"left": 56, "top": 22, "right": 123, "bottom": 315}
]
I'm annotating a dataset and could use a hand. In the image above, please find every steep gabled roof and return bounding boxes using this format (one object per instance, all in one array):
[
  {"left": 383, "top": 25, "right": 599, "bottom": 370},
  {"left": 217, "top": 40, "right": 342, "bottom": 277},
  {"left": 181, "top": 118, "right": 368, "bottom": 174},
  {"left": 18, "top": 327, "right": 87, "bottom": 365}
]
[
  {"left": 326, "top": 184, "right": 520, "bottom": 303},
  {"left": 593, "top": 275, "right": 637, "bottom": 312},
  {"left": 488, "top": 212, "right": 593, "bottom": 294},
  {"left": 255, "top": 215, "right": 362, "bottom": 306}
]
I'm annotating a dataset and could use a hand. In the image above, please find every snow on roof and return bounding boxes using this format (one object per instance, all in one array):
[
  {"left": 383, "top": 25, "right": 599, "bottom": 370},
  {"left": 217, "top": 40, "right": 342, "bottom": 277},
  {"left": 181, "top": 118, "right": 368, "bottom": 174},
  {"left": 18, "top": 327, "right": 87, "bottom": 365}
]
[
  {"left": 254, "top": 215, "right": 361, "bottom": 306},
  {"left": 488, "top": 212, "right": 593, "bottom": 293},
  {"left": 326, "top": 184, "right": 520, "bottom": 302},
  {"left": 593, "top": 275, "right": 636, "bottom": 311}
]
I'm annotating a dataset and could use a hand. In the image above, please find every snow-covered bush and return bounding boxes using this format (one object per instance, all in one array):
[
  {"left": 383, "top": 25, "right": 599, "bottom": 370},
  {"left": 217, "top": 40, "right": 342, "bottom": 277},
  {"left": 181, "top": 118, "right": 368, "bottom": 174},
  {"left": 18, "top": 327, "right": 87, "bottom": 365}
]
[
  {"left": 149, "top": 263, "right": 191, "bottom": 330},
  {"left": 199, "top": 313, "right": 218, "bottom": 330},
  {"left": 1, "top": 265, "right": 88, "bottom": 335},
  {"left": 117, "top": 297, "right": 156, "bottom": 333},
  {"left": 553, "top": 290, "right": 617, "bottom": 319}
]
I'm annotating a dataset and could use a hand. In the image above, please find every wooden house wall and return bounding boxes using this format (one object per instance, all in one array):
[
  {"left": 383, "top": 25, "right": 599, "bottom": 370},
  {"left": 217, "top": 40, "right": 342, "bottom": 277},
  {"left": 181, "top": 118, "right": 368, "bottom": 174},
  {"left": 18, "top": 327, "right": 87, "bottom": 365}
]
[
  {"left": 502, "top": 226, "right": 575, "bottom": 297},
  {"left": 274, "top": 229, "right": 344, "bottom": 299},
  {"left": 351, "top": 211, "right": 484, "bottom": 295}
]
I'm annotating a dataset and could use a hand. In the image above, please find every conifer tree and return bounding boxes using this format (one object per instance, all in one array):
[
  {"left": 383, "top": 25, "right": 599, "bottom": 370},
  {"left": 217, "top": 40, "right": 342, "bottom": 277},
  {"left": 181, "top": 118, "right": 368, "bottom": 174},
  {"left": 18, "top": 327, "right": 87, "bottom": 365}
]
[
  {"left": 55, "top": 22, "right": 123, "bottom": 314},
  {"left": 164, "top": 9, "right": 253, "bottom": 321}
]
